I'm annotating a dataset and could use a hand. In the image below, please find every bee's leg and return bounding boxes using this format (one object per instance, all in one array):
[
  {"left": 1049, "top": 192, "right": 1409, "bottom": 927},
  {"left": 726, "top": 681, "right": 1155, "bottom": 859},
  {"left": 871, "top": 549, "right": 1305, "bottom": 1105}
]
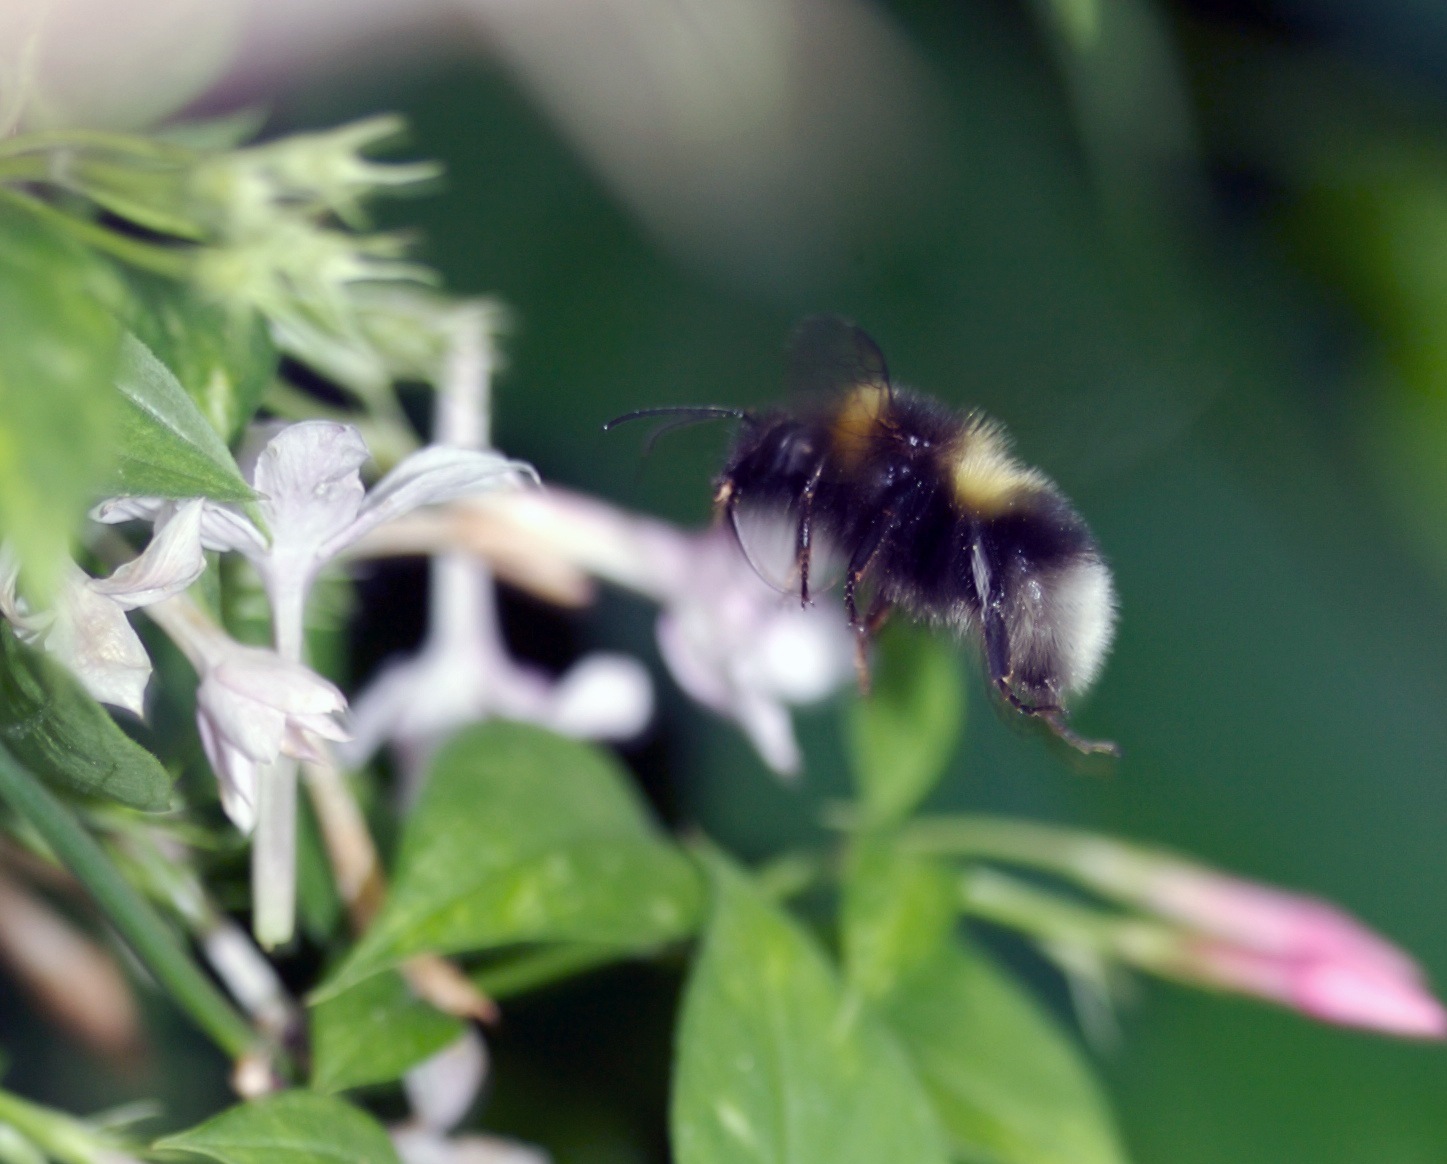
[
  {"left": 1035, "top": 708, "right": 1121, "bottom": 757},
  {"left": 843, "top": 529, "right": 888, "bottom": 628},
  {"left": 843, "top": 517, "right": 896, "bottom": 692},
  {"left": 985, "top": 614, "right": 1120, "bottom": 756},
  {"left": 972, "top": 540, "right": 1118, "bottom": 756},
  {"left": 863, "top": 591, "right": 893, "bottom": 637},
  {"left": 981, "top": 604, "right": 1014, "bottom": 701},
  {"left": 795, "top": 459, "right": 826, "bottom": 606},
  {"left": 849, "top": 592, "right": 893, "bottom": 693}
]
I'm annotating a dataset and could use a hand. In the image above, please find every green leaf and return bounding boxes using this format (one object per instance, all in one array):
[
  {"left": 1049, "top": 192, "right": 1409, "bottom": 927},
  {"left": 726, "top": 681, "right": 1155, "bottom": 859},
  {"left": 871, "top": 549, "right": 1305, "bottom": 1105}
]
[
  {"left": 0, "top": 623, "right": 170, "bottom": 810},
  {"left": 107, "top": 332, "right": 254, "bottom": 501},
  {"left": 321, "top": 722, "right": 703, "bottom": 996},
  {"left": 845, "top": 624, "right": 964, "bottom": 826},
  {"left": 0, "top": 202, "right": 123, "bottom": 596},
  {"left": 672, "top": 848, "right": 947, "bottom": 1164},
  {"left": 881, "top": 940, "right": 1128, "bottom": 1164},
  {"left": 120, "top": 273, "right": 276, "bottom": 443},
  {"left": 840, "top": 834, "right": 957, "bottom": 1001},
  {"left": 309, "top": 970, "right": 464, "bottom": 1093},
  {"left": 154, "top": 1091, "right": 399, "bottom": 1164}
]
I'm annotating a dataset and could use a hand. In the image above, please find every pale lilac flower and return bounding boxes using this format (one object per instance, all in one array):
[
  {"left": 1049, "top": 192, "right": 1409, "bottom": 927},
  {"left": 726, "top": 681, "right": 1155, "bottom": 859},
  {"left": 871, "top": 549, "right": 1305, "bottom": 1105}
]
[
  {"left": 654, "top": 525, "right": 853, "bottom": 776},
  {"left": 147, "top": 595, "right": 347, "bottom": 833},
  {"left": 392, "top": 1030, "right": 549, "bottom": 1164},
  {"left": 97, "top": 421, "right": 537, "bottom": 660},
  {"left": 344, "top": 308, "right": 652, "bottom": 783},
  {"left": 98, "top": 417, "right": 534, "bottom": 947},
  {"left": 405, "top": 490, "right": 856, "bottom": 777},
  {"left": 0, "top": 499, "right": 207, "bottom": 715},
  {"left": 342, "top": 554, "right": 652, "bottom": 780}
]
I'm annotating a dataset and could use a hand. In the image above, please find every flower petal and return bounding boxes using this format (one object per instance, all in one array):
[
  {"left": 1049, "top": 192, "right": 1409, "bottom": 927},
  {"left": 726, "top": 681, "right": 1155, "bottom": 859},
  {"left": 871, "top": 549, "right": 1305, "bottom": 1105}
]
[
  {"left": 333, "top": 446, "right": 536, "bottom": 555},
  {"left": 92, "top": 495, "right": 267, "bottom": 557},
  {"left": 1185, "top": 940, "right": 1447, "bottom": 1038},
  {"left": 208, "top": 644, "right": 348, "bottom": 717},
  {"left": 198, "top": 673, "right": 287, "bottom": 763},
  {"left": 91, "top": 499, "right": 207, "bottom": 609},
  {"left": 403, "top": 1029, "right": 489, "bottom": 1133},
  {"left": 48, "top": 568, "right": 152, "bottom": 716},
  {"left": 252, "top": 421, "right": 370, "bottom": 557},
  {"left": 545, "top": 653, "right": 653, "bottom": 740},
  {"left": 734, "top": 689, "right": 803, "bottom": 777},
  {"left": 1142, "top": 867, "right": 1423, "bottom": 984},
  {"left": 197, "top": 711, "right": 259, "bottom": 833}
]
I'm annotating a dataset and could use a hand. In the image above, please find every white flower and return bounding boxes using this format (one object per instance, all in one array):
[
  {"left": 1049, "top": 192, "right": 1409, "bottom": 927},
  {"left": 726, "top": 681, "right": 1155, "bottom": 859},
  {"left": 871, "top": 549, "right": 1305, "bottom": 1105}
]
[
  {"left": 0, "top": 499, "right": 207, "bottom": 715},
  {"left": 653, "top": 526, "right": 854, "bottom": 776},
  {"left": 392, "top": 1031, "right": 549, "bottom": 1164},
  {"left": 148, "top": 594, "right": 347, "bottom": 833},
  {"left": 364, "top": 490, "right": 856, "bottom": 777},
  {"left": 99, "top": 420, "right": 538, "bottom": 948},
  {"left": 97, "top": 420, "right": 537, "bottom": 659},
  {"left": 342, "top": 555, "right": 652, "bottom": 777},
  {"left": 342, "top": 307, "right": 651, "bottom": 780}
]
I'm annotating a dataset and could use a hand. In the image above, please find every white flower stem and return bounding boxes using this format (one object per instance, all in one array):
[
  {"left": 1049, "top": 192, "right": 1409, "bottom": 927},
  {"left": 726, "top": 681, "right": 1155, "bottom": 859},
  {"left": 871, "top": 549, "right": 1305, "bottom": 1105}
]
[
  {"left": 146, "top": 593, "right": 225, "bottom": 669},
  {"left": 268, "top": 579, "right": 308, "bottom": 665},
  {"left": 251, "top": 554, "right": 313, "bottom": 947},
  {"left": 251, "top": 758, "right": 297, "bottom": 950},
  {"left": 437, "top": 304, "right": 493, "bottom": 451}
]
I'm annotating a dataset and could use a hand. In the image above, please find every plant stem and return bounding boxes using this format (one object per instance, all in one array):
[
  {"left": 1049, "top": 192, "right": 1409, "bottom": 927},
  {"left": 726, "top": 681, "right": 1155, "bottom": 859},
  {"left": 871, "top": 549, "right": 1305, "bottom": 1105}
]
[
  {"left": 0, "top": 127, "right": 195, "bottom": 161},
  {"left": 958, "top": 866, "right": 1177, "bottom": 966},
  {"left": 0, "top": 186, "right": 191, "bottom": 277},
  {"left": 0, "top": 1087, "right": 136, "bottom": 1164},
  {"left": 0, "top": 744, "right": 259, "bottom": 1061}
]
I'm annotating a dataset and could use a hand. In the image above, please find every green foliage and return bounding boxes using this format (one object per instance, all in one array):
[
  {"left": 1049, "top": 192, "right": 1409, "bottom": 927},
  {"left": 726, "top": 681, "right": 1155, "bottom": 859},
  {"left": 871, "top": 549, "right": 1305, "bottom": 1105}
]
[
  {"left": 844, "top": 624, "right": 965, "bottom": 826},
  {"left": 120, "top": 272, "right": 277, "bottom": 444},
  {"left": 109, "top": 332, "right": 255, "bottom": 502},
  {"left": 309, "top": 971, "right": 464, "bottom": 1093},
  {"left": 882, "top": 940, "right": 1127, "bottom": 1164},
  {"left": 154, "top": 1092, "right": 400, "bottom": 1164},
  {"left": 840, "top": 834, "right": 958, "bottom": 1001},
  {"left": 0, "top": 202, "right": 122, "bottom": 596},
  {"left": 672, "top": 848, "right": 948, "bottom": 1164},
  {"left": 839, "top": 833, "right": 1129, "bottom": 1164},
  {"left": 323, "top": 721, "right": 703, "bottom": 995},
  {"left": 0, "top": 622, "right": 171, "bottom": 810}
]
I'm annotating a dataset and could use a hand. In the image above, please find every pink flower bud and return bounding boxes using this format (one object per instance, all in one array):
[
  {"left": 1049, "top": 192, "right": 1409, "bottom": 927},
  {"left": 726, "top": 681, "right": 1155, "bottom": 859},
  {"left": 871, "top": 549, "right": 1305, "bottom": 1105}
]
[
  {"left": 1179, "top": 939, "right": 1447, "bottom": 1038},
  {"left": 1140, "top": 865, "right": 1420, "bottom": 982}
]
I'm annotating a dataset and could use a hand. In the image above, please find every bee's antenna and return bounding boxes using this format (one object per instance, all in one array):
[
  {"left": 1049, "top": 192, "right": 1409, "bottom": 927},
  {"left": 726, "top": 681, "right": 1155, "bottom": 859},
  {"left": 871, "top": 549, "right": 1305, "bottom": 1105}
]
[
  {"left": 602, "top": 406, "right": 745, "bottom": 431},
  {"left": 603, "top": 406, "right": 746, "bottom": 456}
]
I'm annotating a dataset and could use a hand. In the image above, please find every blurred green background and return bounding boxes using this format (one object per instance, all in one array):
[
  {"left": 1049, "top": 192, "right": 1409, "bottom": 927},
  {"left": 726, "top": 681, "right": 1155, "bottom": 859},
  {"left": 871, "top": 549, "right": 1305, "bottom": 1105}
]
[
  {"left": 18, "top": 0, "right": 1447, "bottom": 1160},
  {"left": 285, "top": 1, "right": 1447, "bottom": 1160}
]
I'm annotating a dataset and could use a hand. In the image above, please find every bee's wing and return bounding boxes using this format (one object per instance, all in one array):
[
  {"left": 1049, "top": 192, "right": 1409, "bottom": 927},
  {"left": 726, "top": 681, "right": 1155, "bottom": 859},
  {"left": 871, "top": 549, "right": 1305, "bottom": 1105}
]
[
  {"left": 728, "top": 497, "right": 847, "bottom": 598},
  {"left": 786, "top": 315, "right": 891, "bottom": 402}
]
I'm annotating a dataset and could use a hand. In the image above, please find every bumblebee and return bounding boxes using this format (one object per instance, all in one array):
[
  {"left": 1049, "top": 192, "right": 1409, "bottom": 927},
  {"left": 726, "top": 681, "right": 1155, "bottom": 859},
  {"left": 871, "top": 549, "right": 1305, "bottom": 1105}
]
[{"left": 612, "top": 316, "right": 1119, "bottom": 755}]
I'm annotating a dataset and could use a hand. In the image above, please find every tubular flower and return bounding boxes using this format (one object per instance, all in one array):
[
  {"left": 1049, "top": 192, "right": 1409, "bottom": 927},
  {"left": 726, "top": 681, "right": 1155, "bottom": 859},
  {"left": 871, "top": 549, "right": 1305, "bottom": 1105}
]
[
  {"left": 96, "top": 420, "right": 536, "bottom": 948},
  {"left": 95, "top": 420, "right": 538, "bottom": 660},
  {"left": 376, "top": 490, "right": 857, "bottom": 777},
  {"left": 0, "top": 499, "right": 207, "bottom": 715},
  {"left": 956, "top": 836, "right": 1447, "bottom": 1039},
  {"left": 341, "top": 553, "right": 652, "bottom": 778},
  {"left": 147, "top": 594, "right": 347, "bottom": 834}
]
